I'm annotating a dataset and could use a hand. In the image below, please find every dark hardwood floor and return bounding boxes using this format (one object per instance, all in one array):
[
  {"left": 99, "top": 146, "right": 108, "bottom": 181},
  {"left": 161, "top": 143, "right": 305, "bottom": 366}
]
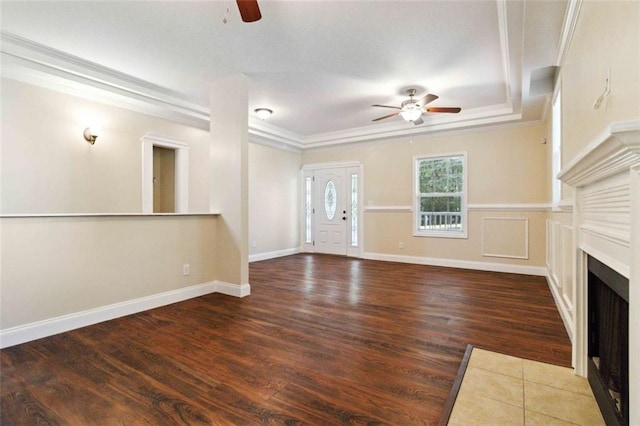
[{"left": 1, "top": 254, "right": 571, "bottom": 425}]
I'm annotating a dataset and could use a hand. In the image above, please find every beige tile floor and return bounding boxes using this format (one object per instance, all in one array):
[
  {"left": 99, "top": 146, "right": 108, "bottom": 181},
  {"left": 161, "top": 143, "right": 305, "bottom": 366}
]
[{"left": 448, "top": 348, "right": 605, "bottom": 426}]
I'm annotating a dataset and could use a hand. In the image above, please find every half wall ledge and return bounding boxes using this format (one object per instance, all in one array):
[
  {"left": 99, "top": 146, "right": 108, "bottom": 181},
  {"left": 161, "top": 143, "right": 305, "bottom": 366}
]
[{"left": 0, "top": 212, "right": 220, "bottom": 218}]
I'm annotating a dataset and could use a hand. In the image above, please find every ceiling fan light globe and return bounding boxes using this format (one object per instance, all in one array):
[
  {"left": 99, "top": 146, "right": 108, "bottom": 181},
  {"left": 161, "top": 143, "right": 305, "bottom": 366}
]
[{"left": 400, "top": 109, "right": 422, "bottom": 122}]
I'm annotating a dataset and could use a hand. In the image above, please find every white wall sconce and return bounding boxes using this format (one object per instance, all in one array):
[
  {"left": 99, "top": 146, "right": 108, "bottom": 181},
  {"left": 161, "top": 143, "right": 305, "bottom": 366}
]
[
  {"left": 254, "top": 108, "right": 273, "bottom": 120},
  {"left": 83, "top": 127, "right": 98, "bottom": 145}
]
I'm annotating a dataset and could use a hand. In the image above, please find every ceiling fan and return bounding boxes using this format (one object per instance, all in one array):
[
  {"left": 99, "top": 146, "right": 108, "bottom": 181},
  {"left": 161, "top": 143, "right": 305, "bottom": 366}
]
[
  {"left": 372, "top": 89, "right": 461, "bottom": 125},
  {"left": 236, "top": 0, "right": 262, "bottom": 23}
]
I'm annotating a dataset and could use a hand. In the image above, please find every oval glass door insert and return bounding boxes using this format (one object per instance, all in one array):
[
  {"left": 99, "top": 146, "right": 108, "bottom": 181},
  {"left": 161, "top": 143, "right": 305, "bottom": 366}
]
[{"left": 324, "top": 180, "right": 337, "bottom": 220}]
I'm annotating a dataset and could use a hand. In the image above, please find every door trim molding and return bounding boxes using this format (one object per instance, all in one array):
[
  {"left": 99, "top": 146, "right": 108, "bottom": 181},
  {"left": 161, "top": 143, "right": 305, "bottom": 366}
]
[{"left": 301, "top": 161, "right": 362, "bottom": 171}]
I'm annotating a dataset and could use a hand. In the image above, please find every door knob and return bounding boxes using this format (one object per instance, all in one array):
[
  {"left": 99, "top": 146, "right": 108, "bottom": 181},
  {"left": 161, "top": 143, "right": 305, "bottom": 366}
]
[{"left": 342, "top": 216, "right": 347, "bottom": 220}]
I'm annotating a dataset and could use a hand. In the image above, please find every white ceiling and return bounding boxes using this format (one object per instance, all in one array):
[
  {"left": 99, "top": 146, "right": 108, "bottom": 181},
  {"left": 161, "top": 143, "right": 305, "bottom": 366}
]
[{"left": 0, "top": 0, "right": 569, "bottom": 147}]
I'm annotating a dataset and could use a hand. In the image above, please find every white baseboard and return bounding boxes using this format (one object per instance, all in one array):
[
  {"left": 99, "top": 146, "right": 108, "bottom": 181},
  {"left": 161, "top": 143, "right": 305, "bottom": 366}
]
[
  {"left": 362, "top": 252, "right": 547, "bottom": 276},
  {"left": 216, "top": 281, "right": 251, "bottom": 298},
  {"left": 249, "top": 247, "right": 300, "bottom": 263},
  {"left": 0, "top": 280, "right": 249, "bottom": 349},
  {"left": 545, "top": 272, "right": 575, "bottom": 342}
]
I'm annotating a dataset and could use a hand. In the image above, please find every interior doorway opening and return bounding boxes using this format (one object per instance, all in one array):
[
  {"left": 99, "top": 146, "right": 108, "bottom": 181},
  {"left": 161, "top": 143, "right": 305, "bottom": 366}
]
[
  {"left": 140, "top": 132, "right": 189, "bottom": 214},
  {"left": 153, "top": 146, "right": 176, "bottom": 213}
]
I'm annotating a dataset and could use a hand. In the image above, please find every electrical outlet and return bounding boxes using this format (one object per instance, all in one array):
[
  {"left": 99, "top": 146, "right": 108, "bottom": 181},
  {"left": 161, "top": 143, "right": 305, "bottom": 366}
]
[
  {"left": 399, "top": 242, "right": 404, "bottom": 249},
  {"left": 182, "top": 264, "right": 190, "bottom": 276},
  {"left": 252, "top": 240, "right": 257, "bottom": 248}
]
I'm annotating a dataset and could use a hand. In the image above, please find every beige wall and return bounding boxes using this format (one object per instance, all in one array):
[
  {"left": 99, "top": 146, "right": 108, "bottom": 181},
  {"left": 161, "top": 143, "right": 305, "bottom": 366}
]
[
  {"left": 364, "top": 210, "right": 548, "bottom": 267},
  {"left": 248, "top": 142, "right": 301, "bottom": 257},
  {"left": 0, "top": 215, "right": 217, "bottom": 329},
  {"left": 0, "top": 78, "right": 219, "bottom": 333},
  {"left": 560, "top": 1, "right": 639, "bottom": 167},
  {"left": 303, "top": 124, "right": 550, "bottom": 268},
  {"left": 303, "top": 124, "right": 550, "bottom": 205},
  {"left": 1, "top": 78, "right": 211, "bottom": 214}
]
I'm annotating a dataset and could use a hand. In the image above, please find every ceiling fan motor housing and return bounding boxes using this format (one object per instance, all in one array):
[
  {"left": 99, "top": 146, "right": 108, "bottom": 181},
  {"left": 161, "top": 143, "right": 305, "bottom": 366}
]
[
  {"left": 402, "top": 89, "right": 422, "bottom": 111},
  {"left": 401, "top": 99, "right": 420, "bottom": 110}
]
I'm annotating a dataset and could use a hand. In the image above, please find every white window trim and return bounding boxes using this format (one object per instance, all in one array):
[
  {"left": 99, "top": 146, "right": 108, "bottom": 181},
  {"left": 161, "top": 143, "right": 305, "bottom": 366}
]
[
  {"left": 551, "top": 84, "right": 562, "bottom": 206},
  {"left": 141, "top": 132, "right": 189, "bottom": 214},
  {"left": 303, "top": 174, "right": 313, "bottom": 244},
  {"left": 301, "top": 169, "right": 315, "bottom": 251},
  {"left": 413, "top": 152, "right": 468, "bottom": 239}
]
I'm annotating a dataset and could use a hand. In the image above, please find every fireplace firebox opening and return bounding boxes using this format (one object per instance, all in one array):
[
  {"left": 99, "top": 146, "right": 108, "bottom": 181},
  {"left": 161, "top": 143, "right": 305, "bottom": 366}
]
[{"left": 587, "top": 255, "right": 629, "bottom": 426}]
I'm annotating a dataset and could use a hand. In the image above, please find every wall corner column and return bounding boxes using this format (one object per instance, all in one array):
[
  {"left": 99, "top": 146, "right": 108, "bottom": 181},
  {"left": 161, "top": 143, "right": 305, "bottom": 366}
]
[{"left": 209, "top": 74, "right": 250, "bottom": 291}]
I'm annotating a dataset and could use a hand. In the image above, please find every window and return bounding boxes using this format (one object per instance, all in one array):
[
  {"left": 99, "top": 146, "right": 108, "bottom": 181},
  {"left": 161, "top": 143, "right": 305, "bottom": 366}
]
[
  {"left": 414, "top": 153, "right": 467, "bottom": 238},
  {"left": 324, "top": 180, "right": 337, "bottom": 220},
  {"left": 350, "top": 173, "right": 358, "bottom": 246},
  {"left": 304, "top": 176, "right": 312, "bottom": 243}
]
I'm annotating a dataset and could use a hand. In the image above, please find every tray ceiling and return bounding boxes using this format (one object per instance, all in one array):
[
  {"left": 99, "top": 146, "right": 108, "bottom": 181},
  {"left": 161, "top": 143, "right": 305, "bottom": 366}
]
[{"left": 0, "top": 0, "right": 570, "bottom": 148}]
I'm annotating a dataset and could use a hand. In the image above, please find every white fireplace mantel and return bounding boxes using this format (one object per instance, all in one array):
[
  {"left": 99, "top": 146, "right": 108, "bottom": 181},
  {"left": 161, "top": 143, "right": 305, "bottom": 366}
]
[
  {"left": 558, "top": 120, "right": 640, "bottom": 187},
  {"left": 557, "top": 119, "right": 640, "bottom": 424}
]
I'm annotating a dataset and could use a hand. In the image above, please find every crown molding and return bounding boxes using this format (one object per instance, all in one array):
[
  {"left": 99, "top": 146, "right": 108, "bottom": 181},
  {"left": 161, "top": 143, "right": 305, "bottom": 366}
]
[
  {"left": 1, "top": 31, "right": 210, "bottom": 130},
  {"left": 248, "top": 118, "right": 304, "bottom": 151},
  {"left": 301, "top": 110, "right": 523, "bottom": 150},
  {"left": 496, "top": 0, "right": 514, "bottom": 109},
  {"left": 554, "top": 0, "right": 583, "bottom": 67}
]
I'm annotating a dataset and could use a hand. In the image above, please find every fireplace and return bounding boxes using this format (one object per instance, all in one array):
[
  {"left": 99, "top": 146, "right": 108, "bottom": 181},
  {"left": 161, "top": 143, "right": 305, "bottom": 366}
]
[
  {"left": 556, "top": 120, "right": 640, "bottom": 424},
  {"left": 587, "top": 256, "right": 629, "bottom": 426}
]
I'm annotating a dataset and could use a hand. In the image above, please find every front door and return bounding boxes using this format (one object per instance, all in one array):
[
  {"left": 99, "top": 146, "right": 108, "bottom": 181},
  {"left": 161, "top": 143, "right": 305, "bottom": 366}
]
[{"left": 314, "top": 167, "right": 348, "bottom": 255}]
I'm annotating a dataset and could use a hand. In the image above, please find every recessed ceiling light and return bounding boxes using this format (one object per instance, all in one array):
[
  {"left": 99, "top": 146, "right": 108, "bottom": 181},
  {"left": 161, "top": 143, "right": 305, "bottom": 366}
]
[{"left": 254, "top": 108, "right": 273, "bottom": 120}]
